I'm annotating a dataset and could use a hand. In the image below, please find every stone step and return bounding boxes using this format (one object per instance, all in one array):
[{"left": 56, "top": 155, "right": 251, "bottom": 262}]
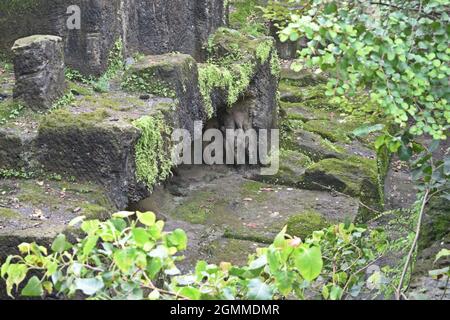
[
  {"left": 0, "top": 177, "right": 114, "bottom": 258},
  {"left": 0, "top": 177, "right": 116, "bottom": 298}
]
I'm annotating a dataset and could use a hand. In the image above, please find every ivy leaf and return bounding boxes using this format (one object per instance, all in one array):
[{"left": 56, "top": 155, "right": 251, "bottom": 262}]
[
  {"left": 248, "top": 255, "right": 267, "bottom": 271},
  {"left": 295, "top": 245, "right": 323, "bottom": 281},
  {"left": 435, "top": 249, "right": 450, "bottom": 262},
  {"left": 166, "top": 229, "right": 188, "bottom": 251},
  {"left": 137, "top": 211, "right": 156, "bottom": 227},
  {"left": 82, "top": 236, "right": 99, "bottom": 257},
  {"left": 274, "top": 271, "right": 294, "bottom": 296},
  {"left": 330, "top": 285, "right": 344, "bottom": 300},
  {"left": 398, "top": 143, "right": 413, "bottom": 161},
  {"left": 21, "top": 276, "right": 43, "bottom": 297},
  {"left": 178, "top": 287, "right": 201, "bottom": 300},
  {"left": 147, "top": 258, "right": 163, "bottom": 279},
  {"left": 324, "top": 2, "right": 338, "bottom": 14},
  {"left": 247, "top": 279, "right": 273, "bottom": 300},
  {"left": 113, "top": 249, "right": 135, "bottom": 273},
  {"left": 75, "top": 278, "right": 104, "bottom": 295},
  {"left": 51, "top": 234, "right": 71, "bottom": 253},
  {"left": 132, "top": 228, "right": 150, "bottom": 247}
]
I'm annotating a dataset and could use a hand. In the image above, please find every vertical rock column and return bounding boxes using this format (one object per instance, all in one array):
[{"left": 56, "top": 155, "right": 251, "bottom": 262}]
[{"left": 12, "top": 35, "right": 65, "bottom": 111}]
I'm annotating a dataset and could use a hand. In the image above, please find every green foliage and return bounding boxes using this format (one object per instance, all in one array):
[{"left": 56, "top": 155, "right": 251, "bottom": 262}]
[
  {"left": 50, "top": 92, "right": 76, "bottom": 111},
  {"left": 132, "top": 115, "right": 173, "bottom": 189},
  {"left": 64, "top": 39, "right": 124, "bottom": 94},
  {"left": 0, "top": 101, "right": 24, "bottom": 125},
  {"left": 429, "top": 249, "right": 450, "bottom": 279},
  {"left": 122, "top": 72, "right": 177, "bottom": 98},
  {"left": 1, "top": 213, "right": 390, "bottom": 300},
  {"left": 65, "top": 68, "right": 95, "bottom": 85},
  {"left": 0, "top": 168, "right": 34, "bottom": 179},
  {"left": 198, "top": 28, "right": 280, "bottom": 118},
  {"left": 229, "top": 0, "right": 268, "bottom": 37},
  {"left": 280, "top": 0, "right": 449, "bottom": 141}
]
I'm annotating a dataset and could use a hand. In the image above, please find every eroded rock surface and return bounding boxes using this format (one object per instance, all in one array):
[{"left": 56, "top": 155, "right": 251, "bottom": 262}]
[
  {"left": 135, "top": 165, "right": 360, "bottom": 270},
  {"left": 0, "top": 0, "right": 226, "bottom": 75},
  {"left": 12, "top": 35, "right": 65, "bottom": 111}
]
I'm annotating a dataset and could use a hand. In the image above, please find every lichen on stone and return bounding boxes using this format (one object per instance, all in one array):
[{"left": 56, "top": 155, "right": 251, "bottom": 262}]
[
  {"left": 0, "top": 208, "right": 20, "bottom": 219},
  {"left": 39, "top": 108, "right": 111, "bottom": 131},
  {"left": 286, "top": 211, "right": 330, "bottom": 240}
]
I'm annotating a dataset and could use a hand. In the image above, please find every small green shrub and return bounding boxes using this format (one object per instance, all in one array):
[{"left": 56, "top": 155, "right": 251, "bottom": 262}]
[{"left": 1, "top": 212, "right": 389, "bottom": 300}]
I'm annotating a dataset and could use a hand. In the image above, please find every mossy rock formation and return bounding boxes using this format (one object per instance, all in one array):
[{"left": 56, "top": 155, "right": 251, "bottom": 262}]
[{"left": 286, "top": 211, "right": 330, "bottom": 240}]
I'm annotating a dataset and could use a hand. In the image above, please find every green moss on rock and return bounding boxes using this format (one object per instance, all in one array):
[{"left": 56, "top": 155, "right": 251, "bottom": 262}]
[
  {"left": 305, "top": 156, "right": 378, "bottom": 197},
  {"left": 198, "top": 28, "right": 279, "bottom": 118},
  {"left": 303, "top": 119, "right": 361, "bottom": 143},
  {"left": 256, "top": 149, "right": 312, "bottom": 187},
  {"left": 286, "top": 211, "right": 330, "bottom": 239},
  {"left": 79, "top": 203, "right": 110, "bottom": 220},
  {"left": 172, "top": 191, "right": 219, "bottom": 224},
  {"left": 420, "top": 197, "right": 450, "bottom": 250},
  {"left": 0, "top": 208, "right": 20, "bottom": 219},
  {"left": 132, "top": 115, "right": 173, "bottom": 189},
  {"left": 304, "top": 156, "right": 382, "bottom": 220},
  {"left": 122, "top": 54, "right": 189, "bottom": 99},
  {"left": 240, "top": 180, "right": 271, "bottom": 202},
  {"left": 40, "top": 108, "right": 110, "bottom": 131}
]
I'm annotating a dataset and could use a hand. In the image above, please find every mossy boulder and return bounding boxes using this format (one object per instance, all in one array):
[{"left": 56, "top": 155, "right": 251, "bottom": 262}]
[
  {"left": 303, "top": 157, "right": 381, "bottom": 219},
  {"left": 280, "top": 101, "right": 329, "bottom": 122},
  {"left": 0, "top": 129, "right": 29, "bottom": 170},
  {"left": 123, "top": 53, "right": 207, "bottom": 133},
  {"left": 280, "top": 65, "right": 328, "bottom": 86},
  {"left": 303, "top": 119, "right": 361, "bottom": 143},
  {"left": 286, "top": 211, "right": 330, "bottom": 240},
  {"left": 420, "top": 197, "right": 450, "bottom": 250},
  {"left": 0, "top": 178, "right": 115, "bottom": 253},
  {"left": 286, "top": 128, "right": 346, "bottom": 162},
  {"left": 279, "top": 82, "right": 329, "bottom": 104},
  {"left": 254, "top": 149, "right": 312, "bottom": 187}
]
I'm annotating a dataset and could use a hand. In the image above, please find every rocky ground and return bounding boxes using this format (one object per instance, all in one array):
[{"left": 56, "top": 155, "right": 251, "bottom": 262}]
[
  {"left": 133, "top": 62, "right": 387, "bottom": 269},
  {"left": 0, "top": 48, "right": 448, "bottom": 299}
]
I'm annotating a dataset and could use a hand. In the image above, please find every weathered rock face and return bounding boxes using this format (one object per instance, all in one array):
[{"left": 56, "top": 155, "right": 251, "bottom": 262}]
[
  {"left": 12, "top": 35, "right": 65, "bottom": 111},
  {"left": 125, "top": 0, "right": 226, "bottom": 61},
  {"left": 123, "top": 53, "right": 207, "bottom": 134},
  {"left": 0, "top": 0, "right": 225, "bottom": 75},
  {"left": 204, "top": 28, "right": 279, "bottom": 133},
  {"left": 0, "top": 0, "right": 122, "bottom": 76}
]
